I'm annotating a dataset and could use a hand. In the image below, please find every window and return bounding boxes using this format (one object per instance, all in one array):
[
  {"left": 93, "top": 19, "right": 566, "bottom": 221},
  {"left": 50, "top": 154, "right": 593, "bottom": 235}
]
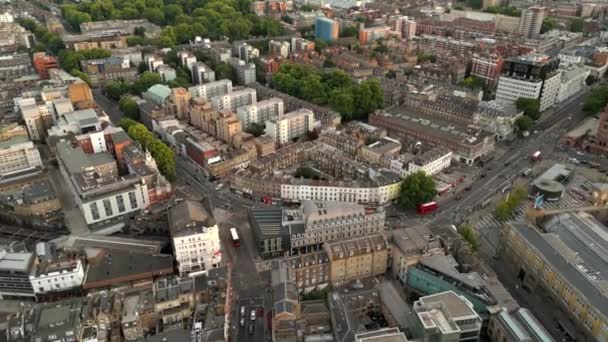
[
  {"left": 90, "top": 202, "right": 100, "bottom": 220},
  {"left": 103, "top": 199, "right": 113, "bottom": 217},
  {"left": 116, "top": 195, "right": 126, "bottom": 213},
  {"left": 128, "top": 192, "right": 138, "bottom": 209}
]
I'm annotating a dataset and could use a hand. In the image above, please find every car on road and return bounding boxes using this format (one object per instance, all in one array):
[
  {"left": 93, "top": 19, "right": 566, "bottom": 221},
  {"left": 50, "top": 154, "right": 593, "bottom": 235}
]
[
  {"left": 240, "top": 317, "right": 245, "bottom": 327},
  {"left": 248, "top": 323, "right": 254, "bottom": 335},
  {"left": 503, "top": 161, "right": 510, "bottom": 167},
  {"left": 580, "top": 159, "right": 589, "bottom": 165},
  {"left": 576, "top": 151, "right": 585, "bottom": 156},
  {"left": 480, "top": 173, "right": 486, "bottom": 178},
  {"left": 240, "top": 306, "right": 246, "bottom": 316},
  {"left": 215, "top": 183, "right": 223, "bottom": 191},
  {"left": 464, "top": 186, "right": 472, "bottom": 191},
  {"left": 250, "top": 309, "right": 256, "bottom": 321},
  {"left": 568, "top": 158, "right": 580, "bottom": 164}
]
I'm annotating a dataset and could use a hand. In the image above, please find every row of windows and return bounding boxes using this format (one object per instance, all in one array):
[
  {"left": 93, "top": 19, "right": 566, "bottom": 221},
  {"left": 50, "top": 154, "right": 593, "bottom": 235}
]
[{"left": 89, "top": 191, "right": 138, "bottom": 221}]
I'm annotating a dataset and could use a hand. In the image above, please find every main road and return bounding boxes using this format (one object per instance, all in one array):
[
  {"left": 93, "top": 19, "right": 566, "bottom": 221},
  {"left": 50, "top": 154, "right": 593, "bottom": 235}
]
[{"left": 427, "top": 87, "right": 590, "bottom": 229}]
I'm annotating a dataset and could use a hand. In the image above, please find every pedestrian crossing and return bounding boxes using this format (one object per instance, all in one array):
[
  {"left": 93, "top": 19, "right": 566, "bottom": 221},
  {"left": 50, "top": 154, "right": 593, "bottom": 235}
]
[{"left": 474, "top": 175, "right": 593, "bottom": 234}]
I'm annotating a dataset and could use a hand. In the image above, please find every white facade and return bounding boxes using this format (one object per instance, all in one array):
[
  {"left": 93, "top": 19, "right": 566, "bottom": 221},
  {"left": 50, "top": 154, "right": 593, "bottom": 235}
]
[
  {"left": 558, "top": 53, "right": 583, "bottom": 64},
  {"left": 496, "top": 72, "right": 560, "bottom": 111},
  {"left": 265, "top": 109, "right": 314, "bottom": 145},
  {"left": 29, "top": 260, "right": 85, "bottom": 295},
  {"left": 0, "top": 12, "right": 14, "bottom": 23},
  {"left": 518, "top": 6, "right": 544, "bottom": 38},
  {"left": 173, "top": 225, "right": 221, "bottom": 276},
  {"left": 280, "top": 181, "right": 400, "bottom": 205},
  {"left": 557, "top": 65, "right": 590, "bottom": 103},
  {"left": 178, "top": 51, "right": 197, "bottom": 70},
  {"left": 0, "top": 136, "right": 43, "bottom": 179},
  {"left": 189, "top": 79, "right": 233, "bottom": 100},
  {"left": 269, "top": 40, "right": 290, "bottom": 58},
  {"left": 79, "top": 185, "right": 148, "bottom": 225},
  {"left": 191, "top": 62, "right": 216, "bottom": 84},
  {"left": 236, "top": 98, "right": 284, "bottom": 128},
  {"left": 210, "top": 88, "right": 257, "bottom": 112},
  {"left": 408, "top": 151, "right": 453, "bottom": 176}
]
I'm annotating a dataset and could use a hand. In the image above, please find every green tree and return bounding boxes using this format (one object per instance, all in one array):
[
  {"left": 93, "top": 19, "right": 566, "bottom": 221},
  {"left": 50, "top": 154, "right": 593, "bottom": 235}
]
[
  {"left": 541, "top": 17, "right": 557, "bottom": 33},
  {"left": 515, "top": 98, "right": 541, "bottom": 120},
  {"left": 341, "top": 26, "right": 358, "bottom": 37},
  {"left": 70, "top": 69, "right": 91, "bottom": 86},
  {"left": 119, "top": 118, "right": 138, "bottom": 131},
  {"left": 328, "top": 88, "right": 354, "bottom": 120},
  {"left": 494, "top": 186, "right": 527, "bottom": 220},
  {"left": 128, "top": 124, "right": 154, "bottom": 147},
  {"left": 314, "top": 38, "right": 328, "bottom": 52},
  {"left": 245, "top": 123, "right": 265, "bottom": 137},
  {"left": 281, "top": 15, "right": 293, "bottom": 24},
  {"left": 515, "top": 115, "right": 534, "bottom": 132},
  {"left": 119, "top": 96, "right": 140, "bottom": 119},
  {"left": 300, "top": 74, "right": 327, "bottom": 105},
  {"left": 467, "top": 0, "right": 483, "bottom": 9},
  {"left": 103, "top": 80, "right": 130, "bottom": 100},
  {"left": 583, "top": 85, "right": 608, "bottom": 114},
  {"left": 570, "top": 17, "right": 584, "bottom": 33},
  {"left": 458, "top": 224, "right": 480, "bottom": 251},
  {"left": 214, "top": 63, "right": 236, "bottom": 82},
  {"left": 294, "top": 167, "right": 316, "bottom": 179},
  {"left": 127, "top": 35, "right": 146, "bottom": 46},
  {"left": 353, "top": 79, "right": 384, "bottom": 120},
  {"left": 417, "top": 53, "right": 436, "bottom": 63},
  {"left": 459, "top": 76, "right": 485, "bottom": 89},
  {"left": 143, "top": 7, "right": 165, "bottom": 25},
  {"left": 397, "top": 171, "right": 437, "bottom": 209},
  {"left": 131, "top": 71, "right": 162, "bottom": 94}
]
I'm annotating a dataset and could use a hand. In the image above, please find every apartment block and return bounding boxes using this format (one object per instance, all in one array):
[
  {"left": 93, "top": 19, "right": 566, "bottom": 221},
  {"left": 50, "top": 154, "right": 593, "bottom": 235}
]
[
  {"left": 315, "top": 17, "right": 339, "bottom": 42},
  {"left": 62, "top": 31, "right": 128, "bottom": 51},
  {"left": 359, "top": 26, "right": 390, "bottom": 44},
  {"left": 32, "top": 52, "right": 58, "bottom": 80},
  {"left": 189, "top": 79, "right": 233, "bottom": 100},
  {"left": 191, "top": 62, "right": 216, "bottom": 84},
  {"left": 236, "top": 97, "right": 284, "bottom": 129},
  {"left": 0, "top": 135, "right": 43, "bottom": 181},
  {"left": 265, "top": 108, "right": 314, "bottom": 146},
  {"left": 269, "top": 40, "right": 290, "bottom": 58},
  {"left": 80, "top": 56, "right": 137, "bottom": 87},
  {"left": 324, "top": 234, "right": 388, "bottom": 287},
  {"left": 229, "top": 57, "right": 256, "bottom": 85},
  {"left": 211, "top": 88, "right": 257, "bottom": 112},
  {"left": 471, "top": 53, "right": 504, "bottom": 88},
  {"left": 0, "top": 251, "right": 35, "bottom": 300},
  {"left": 518, "top": 6, "right": 544, "bottom": 38}
]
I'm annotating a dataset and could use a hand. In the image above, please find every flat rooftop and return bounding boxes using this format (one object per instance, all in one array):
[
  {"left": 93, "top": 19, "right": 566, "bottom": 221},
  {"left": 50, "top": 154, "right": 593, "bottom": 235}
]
[
  {"left": 0, "top": 251, "right": 33, "bottom": 272},
  {"left": 510, "top": 221, "right": 608, "bottom": 319},
  {"left": 381, "top": 106, "right": 494, "bottom": 146}
]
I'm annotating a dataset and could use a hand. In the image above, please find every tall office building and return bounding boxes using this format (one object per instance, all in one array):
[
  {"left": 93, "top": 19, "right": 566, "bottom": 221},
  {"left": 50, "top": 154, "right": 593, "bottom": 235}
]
[
  {"left": 518, "top": 6, "right": 545, "bottom": 38},
  {"left": 315, "top": 17, "right": 340, "bottom": 42},
  {"left": 496, "top": 54, "right": 560, "bottom": 111}
]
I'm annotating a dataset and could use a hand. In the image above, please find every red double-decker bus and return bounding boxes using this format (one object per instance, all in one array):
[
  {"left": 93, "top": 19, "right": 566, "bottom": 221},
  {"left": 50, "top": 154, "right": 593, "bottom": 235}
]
[{"left": 417, "top": 201, "right": 438, "bottom": 214}]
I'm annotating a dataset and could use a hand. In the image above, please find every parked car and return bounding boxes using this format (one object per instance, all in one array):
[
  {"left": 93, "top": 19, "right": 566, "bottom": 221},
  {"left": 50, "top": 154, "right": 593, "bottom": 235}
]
[
  {"left": 240, "top": 317, "right": 245, "bottom": 327},
  {"left": 250, "top": 309, "right": 256, "bottom": 321},
  {"left": 248, "top": 323, "right": 254, "bottom": 335},
  {"left": 240, "top": 306, "right": 246, "bottom": 316}
]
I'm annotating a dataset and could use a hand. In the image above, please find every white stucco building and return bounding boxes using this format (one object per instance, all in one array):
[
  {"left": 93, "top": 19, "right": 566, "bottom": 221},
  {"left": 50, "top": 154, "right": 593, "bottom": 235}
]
[
  {"left": 556, "top": 64, "right": 589, "bottom": 104},
  {"left": 210, "top": 88, "right": 257, "bottom": 112},
  {"left": 389, "top": 148, "right": 452, "bottom": 178},
  {"left": 168, "top": 200, "right": 221, "bottom": 276},
  {"left": 29, "top": 259, "right": 85, "bottom": 295},
  {"left": 188, "top": 79, "right": 233, "bottom": 100}
]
